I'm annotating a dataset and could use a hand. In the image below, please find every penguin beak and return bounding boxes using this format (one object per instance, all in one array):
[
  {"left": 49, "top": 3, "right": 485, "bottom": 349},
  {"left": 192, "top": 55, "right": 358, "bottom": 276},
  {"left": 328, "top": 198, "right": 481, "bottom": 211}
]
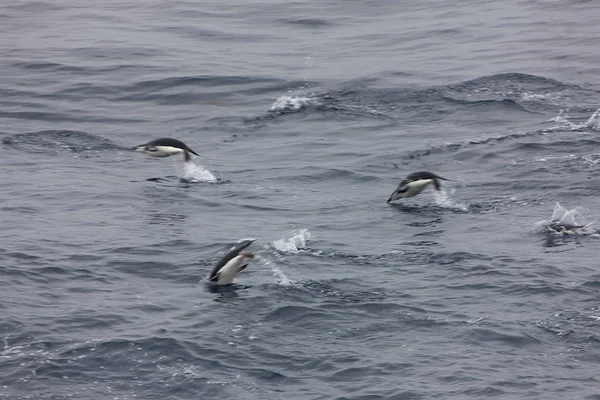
[
  {"left": 132, "top": 144, "right": 145, "bottom": 152},
  {"left": 387, "top": 191, "right": 401, "bottom": 203}
]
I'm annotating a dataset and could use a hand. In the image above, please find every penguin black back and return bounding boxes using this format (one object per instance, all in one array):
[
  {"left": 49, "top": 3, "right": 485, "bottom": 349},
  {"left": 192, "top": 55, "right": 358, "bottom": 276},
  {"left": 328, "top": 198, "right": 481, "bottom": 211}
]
[{"left": 146, "top": 138, "right": 200, "bottom": 156}]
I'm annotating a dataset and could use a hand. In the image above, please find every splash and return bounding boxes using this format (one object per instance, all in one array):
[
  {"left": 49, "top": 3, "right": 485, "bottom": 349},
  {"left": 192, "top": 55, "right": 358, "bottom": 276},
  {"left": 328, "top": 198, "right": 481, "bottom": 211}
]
[
  {"left": 256, "top": 254, "right": 294, "bottom": 286},
  {"left": 261, "top": 229, "right": 313, "bottom": 286},
  {"left": 269, "top": 95, "right": 317, "bottom": 114},
  {"left": 550, "top": 203, "right": 586, "bottom": 227},
  {"left": 272, "top": 228, "right": 312, "bottom": 254},
  {"left": 535, "top": 202, "right": 596, "bottom": 235},
  {"left": 180, "top": 161, "right": 219, "bottom": 183},
  {"left": 584, "top": 108, "right": 600, "bottom": 131},
  {"left": 432, "top": 188, "right": 469, "bottom": 212},
  {"left": 547, "top": 108, "right": 600, "bottom": 132}
]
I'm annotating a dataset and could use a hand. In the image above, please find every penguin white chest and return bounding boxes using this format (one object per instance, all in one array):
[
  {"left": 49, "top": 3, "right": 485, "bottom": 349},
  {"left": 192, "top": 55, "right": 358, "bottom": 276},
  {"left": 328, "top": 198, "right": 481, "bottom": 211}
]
[
  {"left": 214, "top": 256, "right": 245, "bottom": 284},
  {"left": 153, "top": 145, "right": 184, "bottom": 157},
  {"left": 403, "top": 179, "right": 434, "bottom": 197}
]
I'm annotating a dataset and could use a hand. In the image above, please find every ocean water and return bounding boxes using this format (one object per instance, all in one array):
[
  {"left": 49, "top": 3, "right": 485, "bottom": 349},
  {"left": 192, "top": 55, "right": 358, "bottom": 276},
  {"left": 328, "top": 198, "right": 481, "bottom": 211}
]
[{"left": 2, "top": 1, "right": 600, "bottom": 399}]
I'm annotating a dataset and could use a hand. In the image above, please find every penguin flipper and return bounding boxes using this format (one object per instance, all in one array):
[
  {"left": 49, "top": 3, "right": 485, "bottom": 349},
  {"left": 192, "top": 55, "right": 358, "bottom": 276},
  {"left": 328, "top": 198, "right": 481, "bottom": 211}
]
[{"left": 208, "top": 271, "right": 221, "bottom": 282}]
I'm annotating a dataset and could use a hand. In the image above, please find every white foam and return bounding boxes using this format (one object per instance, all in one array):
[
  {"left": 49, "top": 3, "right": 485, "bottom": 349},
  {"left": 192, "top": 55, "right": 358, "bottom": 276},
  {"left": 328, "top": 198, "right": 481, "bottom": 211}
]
[
  {"left": 532, "top": 152, "right": 600, "bottom": 168},
  {"left": 269, "top": 95, "right": 316, "bottom": 113},
  {"left": 534, "top": 154, "right": 577, "bottom": 163},
  {"left": 521, "top": 92, "right": 548, "bottom": 101},
  {"left": 521, "top": 91, "right": 565, "bottom": 105}
]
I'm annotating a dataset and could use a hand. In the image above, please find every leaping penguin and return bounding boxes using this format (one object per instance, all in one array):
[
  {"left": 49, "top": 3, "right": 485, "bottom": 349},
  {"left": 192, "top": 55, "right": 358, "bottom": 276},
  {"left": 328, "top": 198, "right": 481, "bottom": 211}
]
[
  {"left": 206, "top": 239, "right": 255, "bottom": 285},
  {"left": 133, "top": 138, "right": 200, "bottom": 162},
  {"left": 387, "top": 171, "right": 450, "bottom": 203}
]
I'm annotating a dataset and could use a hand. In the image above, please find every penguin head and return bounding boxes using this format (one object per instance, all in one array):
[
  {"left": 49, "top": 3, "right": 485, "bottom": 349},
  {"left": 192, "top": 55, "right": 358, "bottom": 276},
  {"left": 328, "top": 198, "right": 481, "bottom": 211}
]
[
  {"left": 387, "top": 185, "right": 410, "bottom": 203},
  {"left": 133, "top": 144, "right": 184, "bottom": 158},
  {"left": 132, "top": 144, "right": 165, "bottom": 155},
  {"left": 387, "top": 179, "right": 434, "bottom": 203}
]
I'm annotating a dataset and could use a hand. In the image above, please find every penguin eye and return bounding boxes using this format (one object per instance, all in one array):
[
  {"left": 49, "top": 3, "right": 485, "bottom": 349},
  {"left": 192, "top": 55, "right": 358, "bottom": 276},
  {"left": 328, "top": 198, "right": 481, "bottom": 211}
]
[{"left": 147, "top": 147, "right": 157, "bottom": 152}]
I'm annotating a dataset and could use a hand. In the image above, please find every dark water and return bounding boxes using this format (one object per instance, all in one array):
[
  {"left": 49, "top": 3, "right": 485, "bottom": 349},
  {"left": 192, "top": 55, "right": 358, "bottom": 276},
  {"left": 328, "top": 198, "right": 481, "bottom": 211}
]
[{"left": 2, "top": 1, "right": 600, "bottom": 399}]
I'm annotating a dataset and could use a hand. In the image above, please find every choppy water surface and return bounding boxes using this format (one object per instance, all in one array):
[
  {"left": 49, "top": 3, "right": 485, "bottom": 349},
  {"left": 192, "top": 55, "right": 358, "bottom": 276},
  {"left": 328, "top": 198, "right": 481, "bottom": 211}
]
[{"left": 2, "top": 1, "right": 600, "bottom": 399}]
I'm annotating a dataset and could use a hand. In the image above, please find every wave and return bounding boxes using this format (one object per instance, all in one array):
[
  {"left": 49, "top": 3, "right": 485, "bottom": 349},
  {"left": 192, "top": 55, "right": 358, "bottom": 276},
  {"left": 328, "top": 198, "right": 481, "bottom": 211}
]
[
  {"left": 536, "top": 305, "right": 600, "bottom": 346},
  {"left": 111, "top": 75, "right": 306, "bottom": 104},
  {"left": 213, "top": 72, "right": 593, "bottom": 147},
  {"left": 1, "top": 130, "right": 125, "bottom": 156},
  {"left": 123, "top": 75, "right": 277, "bottom": 93},
  {"left": 441, "top": 72, "right": 589, "bottom": 113},
  {"left": 245, "top": 89, "right": 393, "bottom": 124},
  {"left": 404, "top": 106, "right": 600, "bottom": 164},
  {"left": 445, "top": 72, "right": 570, "bottom": 98},
  {"left": 267, "top": 279, "right": 388, "bottom": 306},
  {"left": 230, "top": 72, "right": 595, "bottom": 144}
]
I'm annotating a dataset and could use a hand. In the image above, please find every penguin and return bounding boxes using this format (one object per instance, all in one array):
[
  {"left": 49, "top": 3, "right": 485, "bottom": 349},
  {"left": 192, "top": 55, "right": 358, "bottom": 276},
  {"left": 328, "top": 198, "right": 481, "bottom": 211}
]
[
  {"left": 387, "top": 171, "right": 450, "bottom": 203},
  {"left": 206, "top": 239, "right": 255, "bottom": 285},
  {"left": 133, "top": 138, "right": 200, "bottom": 162}
]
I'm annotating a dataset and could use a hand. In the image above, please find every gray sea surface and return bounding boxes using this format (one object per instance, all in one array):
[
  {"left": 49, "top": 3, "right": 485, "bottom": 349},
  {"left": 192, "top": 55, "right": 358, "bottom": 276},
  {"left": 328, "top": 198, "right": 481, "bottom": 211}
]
[{"left": 2, "top": 1, "right": 600, "bottom": 399}]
